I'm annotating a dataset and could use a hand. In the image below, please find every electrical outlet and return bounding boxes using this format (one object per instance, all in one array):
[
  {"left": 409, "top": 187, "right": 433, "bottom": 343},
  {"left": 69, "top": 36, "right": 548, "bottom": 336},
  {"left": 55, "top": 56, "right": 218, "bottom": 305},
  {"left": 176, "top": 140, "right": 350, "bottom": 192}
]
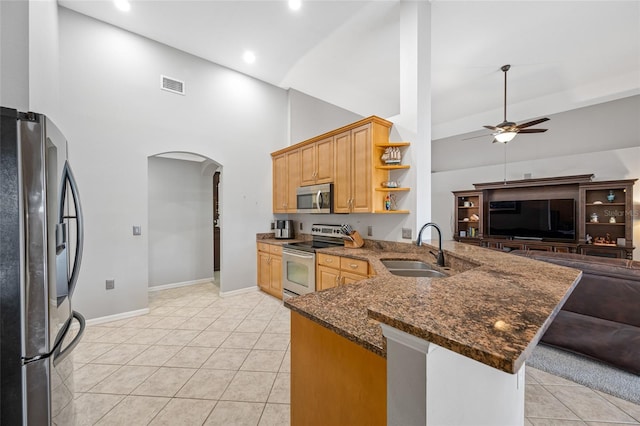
[
  {"left": 106, "top": 279, "right": 115, "bottom": 290},
  {"left": 299, "top": 222, "right": 303, "bottom": 231},
  {"left": 402, "top": 228, "right": 412, "bottom": 239},
  {"left": 132, "top": 226, "right": 142, "bottom": 236},
  {"left": 270, "top": 221, "right": 275, "bottom": 230},
  {"left": 367, "top": 226, "right": 373, "bottom": 236}
]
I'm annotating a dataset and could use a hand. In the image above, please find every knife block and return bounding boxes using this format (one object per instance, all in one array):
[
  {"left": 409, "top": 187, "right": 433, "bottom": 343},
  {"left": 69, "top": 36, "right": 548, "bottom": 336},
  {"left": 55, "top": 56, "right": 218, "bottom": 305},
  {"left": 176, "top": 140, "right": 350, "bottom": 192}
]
[{"left": 344, "top": 230, "right": 364, "bottom": 248}]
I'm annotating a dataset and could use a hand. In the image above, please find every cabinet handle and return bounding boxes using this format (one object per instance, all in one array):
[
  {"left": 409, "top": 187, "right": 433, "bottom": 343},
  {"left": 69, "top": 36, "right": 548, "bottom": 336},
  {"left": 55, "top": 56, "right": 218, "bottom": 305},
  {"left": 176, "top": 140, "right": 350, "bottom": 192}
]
[
  {"left": 340, "top": 276, "right": 346, "bottom": 285},
  {"left": 349, "top": 264, "right": 358, "bottom": 269},
  {"left": 334, "top": 275, "right": 339, "bottom": 285},
  {"left": 325, "top": 258, "right": 333, "bottom": 263}
]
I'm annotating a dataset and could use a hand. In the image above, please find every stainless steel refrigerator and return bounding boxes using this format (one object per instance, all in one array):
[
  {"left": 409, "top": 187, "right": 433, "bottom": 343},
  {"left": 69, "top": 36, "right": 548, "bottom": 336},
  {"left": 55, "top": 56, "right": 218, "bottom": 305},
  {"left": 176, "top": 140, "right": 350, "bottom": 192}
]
[{"left": 1, "top": 107, "right": 85, "bottom": 425}]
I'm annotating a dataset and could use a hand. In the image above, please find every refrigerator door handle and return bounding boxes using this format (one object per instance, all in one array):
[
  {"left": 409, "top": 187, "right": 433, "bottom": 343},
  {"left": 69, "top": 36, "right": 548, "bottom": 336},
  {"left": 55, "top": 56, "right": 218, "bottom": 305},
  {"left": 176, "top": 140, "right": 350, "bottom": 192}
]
[
  {"left": 52, "top": 311, "right": 85, "bottom": 367},
  {"left": 59, "top": 161, "right": 83, "bottom": 299}
]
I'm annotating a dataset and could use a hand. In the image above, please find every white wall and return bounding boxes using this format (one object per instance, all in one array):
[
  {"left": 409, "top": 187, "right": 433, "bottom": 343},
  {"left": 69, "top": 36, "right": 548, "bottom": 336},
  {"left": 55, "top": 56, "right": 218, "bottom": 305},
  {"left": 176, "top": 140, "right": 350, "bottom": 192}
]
[
  {"left": 28, "top": 0, "right": 59, "bottom": 117},
  {"left": 148, "top": 157, "right": 213, "bottom": 288},
  {"left": 1, "top": 0, "right": 29, "bottom": 110},
  {"left": 432, "top": 96, "right": 640, "bottom": 261},
  {"left": 288, "top": 89, "right": 363, "bottom": 144},
  {"left": 57, "top": 8, "right": 287, "bottom": 319}
]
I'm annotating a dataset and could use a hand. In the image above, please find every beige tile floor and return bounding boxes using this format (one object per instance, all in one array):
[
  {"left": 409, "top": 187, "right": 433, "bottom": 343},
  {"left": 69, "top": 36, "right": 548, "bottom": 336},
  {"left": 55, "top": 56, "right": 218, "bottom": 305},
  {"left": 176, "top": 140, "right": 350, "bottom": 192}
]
[{"left": 60, "top": 281, "right": 640, "bottom": 425}]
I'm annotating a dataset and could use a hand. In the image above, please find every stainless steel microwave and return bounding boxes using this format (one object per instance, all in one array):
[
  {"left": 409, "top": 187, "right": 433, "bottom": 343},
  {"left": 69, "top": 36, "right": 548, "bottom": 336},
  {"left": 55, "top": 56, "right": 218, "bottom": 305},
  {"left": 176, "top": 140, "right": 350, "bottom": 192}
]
[{"left": 296, "top": 183, "right": 333, "bottom": 214}]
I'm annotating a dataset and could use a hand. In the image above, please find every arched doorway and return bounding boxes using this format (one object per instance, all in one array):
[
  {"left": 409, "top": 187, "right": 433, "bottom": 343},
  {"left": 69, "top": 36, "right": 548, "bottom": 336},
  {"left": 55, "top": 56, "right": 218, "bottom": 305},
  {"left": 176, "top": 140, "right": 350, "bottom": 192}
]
[{"left": 147, "top": 152, "right": 222, "bottom": 290}]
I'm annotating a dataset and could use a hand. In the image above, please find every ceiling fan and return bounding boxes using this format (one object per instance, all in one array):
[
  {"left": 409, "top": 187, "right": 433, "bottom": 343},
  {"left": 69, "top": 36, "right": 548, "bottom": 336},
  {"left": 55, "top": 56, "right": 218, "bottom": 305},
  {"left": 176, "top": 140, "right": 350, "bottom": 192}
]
[{"left": 482, "top": 64, "right": 549, "bottom": 143}]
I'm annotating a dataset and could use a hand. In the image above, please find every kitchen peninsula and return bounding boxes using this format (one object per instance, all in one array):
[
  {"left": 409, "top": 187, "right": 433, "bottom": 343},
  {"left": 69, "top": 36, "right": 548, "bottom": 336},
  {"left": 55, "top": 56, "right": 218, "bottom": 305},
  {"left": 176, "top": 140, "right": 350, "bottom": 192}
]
[{"left": 284, "top": 239, "right": 582, "bottom": 425}]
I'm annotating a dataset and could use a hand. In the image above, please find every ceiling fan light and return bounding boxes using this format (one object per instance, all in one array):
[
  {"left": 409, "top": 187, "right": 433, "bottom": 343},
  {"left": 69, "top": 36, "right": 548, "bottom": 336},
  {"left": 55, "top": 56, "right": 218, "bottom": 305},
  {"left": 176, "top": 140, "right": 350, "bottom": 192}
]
[{"left": 494, "top": 131, "right": 517, "bottom": 143}]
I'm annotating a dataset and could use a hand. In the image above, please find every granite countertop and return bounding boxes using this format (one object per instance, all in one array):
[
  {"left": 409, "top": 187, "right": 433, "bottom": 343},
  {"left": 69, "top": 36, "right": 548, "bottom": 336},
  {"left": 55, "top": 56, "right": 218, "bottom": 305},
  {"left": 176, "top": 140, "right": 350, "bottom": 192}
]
[
  {"left": 256, "top": 233, "right": 307, "bottom": 245},
  {"left": 284, "top": 239, "right": 582, "bottom": 374}
]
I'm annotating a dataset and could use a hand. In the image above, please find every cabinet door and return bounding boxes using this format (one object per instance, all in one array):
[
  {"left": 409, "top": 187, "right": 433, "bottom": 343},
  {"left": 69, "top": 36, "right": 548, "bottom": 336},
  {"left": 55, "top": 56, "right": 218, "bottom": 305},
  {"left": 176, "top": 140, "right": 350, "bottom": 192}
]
[
  {"left": 257, "top": 250, "right": 271, "bottom": 290},
  {"left": 300, "top": 144, "right": 316, "bottom": 186},
  {"left": 333, "top": 130, "right": 352, "bottom": 213},
  {"left": 351, "top": 124, "right": 372, "bottom": 213},
  {"left": 341, "top": 271, "right": 365, "bottom": 285},
  {"left": 317, "top": 265, "right": 340, "bottom": 291},
  {"left": 315, "top": 137, "right": 334, "bottom": 184},
  {"left": 273, "top": 154, "right": 287, "bottom": 213},
  {"left": 286, "top": 150, "right": 300, "bottom": 212},
  {"left": 270, "top": 255, "right": 282, "bottom": 294}
]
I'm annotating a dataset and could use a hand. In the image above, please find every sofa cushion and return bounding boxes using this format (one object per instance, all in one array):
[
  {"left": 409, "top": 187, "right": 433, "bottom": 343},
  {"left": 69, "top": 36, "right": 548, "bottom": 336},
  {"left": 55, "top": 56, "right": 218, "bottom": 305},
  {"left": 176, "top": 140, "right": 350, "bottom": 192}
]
[{"left": 542, "top": 310, "right": 640, "bottom": 375}]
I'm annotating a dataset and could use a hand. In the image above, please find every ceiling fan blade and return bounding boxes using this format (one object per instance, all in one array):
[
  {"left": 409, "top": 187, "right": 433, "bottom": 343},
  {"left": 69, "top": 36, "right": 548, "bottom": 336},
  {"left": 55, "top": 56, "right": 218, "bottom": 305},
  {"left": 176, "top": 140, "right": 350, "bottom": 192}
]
[
  {"left": 462, "top": 134, "right": 493, "bottom": 141},
  {"left": 518, "top": 128, "right": 548, "bottom": 133},
  {"left": 483, "top": 125, "right": 502, "bottom": 131},
  {"left": 516, "top": 117, "right": 550, "bottom": 129}
]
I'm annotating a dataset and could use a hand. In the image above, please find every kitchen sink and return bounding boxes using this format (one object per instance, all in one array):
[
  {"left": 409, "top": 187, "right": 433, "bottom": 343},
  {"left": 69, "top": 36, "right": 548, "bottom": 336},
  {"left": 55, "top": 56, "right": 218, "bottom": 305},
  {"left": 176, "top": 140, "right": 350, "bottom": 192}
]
[
  {"left": 381, "top": 260, "right": 432, "bottom": 270},
  {"left": 381, "top": 259, "right": 447, "bottom": 278},
  {"left": 387, "top": 269, "right": 447, "bottom": 278}
]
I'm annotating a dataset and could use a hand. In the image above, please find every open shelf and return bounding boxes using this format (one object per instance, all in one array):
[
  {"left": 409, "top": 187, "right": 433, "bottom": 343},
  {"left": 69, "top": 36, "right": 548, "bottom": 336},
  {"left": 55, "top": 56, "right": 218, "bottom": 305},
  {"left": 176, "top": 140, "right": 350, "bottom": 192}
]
[
  {"left": 375, "top": 187, "right": 410, "bottom": 192},
  {"left": 375, "top": 142, "right": 411, "bottom": 148},
  {"left": 375, "top": 165, "right": 410, "bottom": 170}
]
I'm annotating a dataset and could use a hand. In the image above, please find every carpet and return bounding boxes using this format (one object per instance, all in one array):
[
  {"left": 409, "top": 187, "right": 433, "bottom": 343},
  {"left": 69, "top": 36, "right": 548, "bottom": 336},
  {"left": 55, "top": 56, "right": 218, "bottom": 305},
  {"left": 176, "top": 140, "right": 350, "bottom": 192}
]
[{"left": 528, "top": 344, "right": 640, "bottom": 404}]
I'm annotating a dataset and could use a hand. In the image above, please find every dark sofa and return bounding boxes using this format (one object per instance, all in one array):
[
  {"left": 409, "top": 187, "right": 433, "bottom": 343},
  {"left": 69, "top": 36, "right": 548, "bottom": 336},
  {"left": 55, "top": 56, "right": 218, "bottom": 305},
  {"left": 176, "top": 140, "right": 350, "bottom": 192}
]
[{"left": 512, "top": 250, "right": 640, "bottom": 375}]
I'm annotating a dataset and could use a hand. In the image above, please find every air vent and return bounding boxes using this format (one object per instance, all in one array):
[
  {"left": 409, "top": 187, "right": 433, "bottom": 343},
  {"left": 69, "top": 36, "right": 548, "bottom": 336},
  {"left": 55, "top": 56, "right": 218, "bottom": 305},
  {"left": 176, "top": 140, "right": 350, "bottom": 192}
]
[{"left": 161, "top": 75, "right": 185, "bottom": 95}]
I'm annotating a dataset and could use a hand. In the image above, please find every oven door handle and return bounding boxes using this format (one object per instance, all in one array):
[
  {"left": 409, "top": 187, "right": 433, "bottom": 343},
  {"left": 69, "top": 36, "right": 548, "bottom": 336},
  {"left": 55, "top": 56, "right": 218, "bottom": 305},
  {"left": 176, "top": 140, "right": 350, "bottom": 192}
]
[{"left": 283, "top": 250, "right": 315, "bottom": 260}]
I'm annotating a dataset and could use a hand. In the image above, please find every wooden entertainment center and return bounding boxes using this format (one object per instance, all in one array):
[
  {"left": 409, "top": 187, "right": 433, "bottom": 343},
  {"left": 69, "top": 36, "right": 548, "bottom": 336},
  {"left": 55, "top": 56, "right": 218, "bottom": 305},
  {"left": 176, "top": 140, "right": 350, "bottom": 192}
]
[{"left": 453, "top": 174, "right": 636, "bottom": 259}]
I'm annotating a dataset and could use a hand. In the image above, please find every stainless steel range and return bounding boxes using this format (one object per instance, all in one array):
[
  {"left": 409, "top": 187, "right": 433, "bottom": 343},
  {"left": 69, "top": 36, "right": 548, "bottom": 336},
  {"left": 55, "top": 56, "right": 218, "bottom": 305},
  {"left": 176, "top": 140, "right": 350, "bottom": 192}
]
[{"left": 282, "top": 224, "right": 344, "bottom": 299}]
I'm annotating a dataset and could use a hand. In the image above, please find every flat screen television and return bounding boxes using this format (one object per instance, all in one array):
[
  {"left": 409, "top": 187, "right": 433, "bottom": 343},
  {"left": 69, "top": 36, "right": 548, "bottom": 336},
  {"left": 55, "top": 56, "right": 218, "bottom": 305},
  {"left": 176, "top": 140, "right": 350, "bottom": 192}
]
[{"left": 488, "top": 199, "right": 576, "bottom": 241}]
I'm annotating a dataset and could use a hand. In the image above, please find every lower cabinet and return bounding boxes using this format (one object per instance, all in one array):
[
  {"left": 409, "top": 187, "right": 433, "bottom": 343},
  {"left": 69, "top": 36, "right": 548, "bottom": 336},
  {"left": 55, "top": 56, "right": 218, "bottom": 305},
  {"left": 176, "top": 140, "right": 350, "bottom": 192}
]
[
  {"left": 257, "top": 242, "right": 283, "bottom": 299},
  {"left": 317, "top": 253, "right": 369, "bottom": 291}
]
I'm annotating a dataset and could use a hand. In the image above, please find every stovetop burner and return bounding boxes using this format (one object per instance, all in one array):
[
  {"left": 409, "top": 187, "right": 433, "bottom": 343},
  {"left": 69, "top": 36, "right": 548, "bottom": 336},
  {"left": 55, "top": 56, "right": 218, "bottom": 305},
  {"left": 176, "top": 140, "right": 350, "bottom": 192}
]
[
  {"left": 283, "top": 224, "right": 345, "bottom": 253},
  {"left": 284, "top": 240, "right": 341, "bottom": 252}
]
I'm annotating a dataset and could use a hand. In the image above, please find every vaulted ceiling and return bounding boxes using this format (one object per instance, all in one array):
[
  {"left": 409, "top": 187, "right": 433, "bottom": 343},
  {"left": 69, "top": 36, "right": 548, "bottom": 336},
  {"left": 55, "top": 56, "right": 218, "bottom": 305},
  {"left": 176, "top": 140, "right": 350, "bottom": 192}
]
[{"left": 58, "top": 0, "right": 640, "bottom": 139}]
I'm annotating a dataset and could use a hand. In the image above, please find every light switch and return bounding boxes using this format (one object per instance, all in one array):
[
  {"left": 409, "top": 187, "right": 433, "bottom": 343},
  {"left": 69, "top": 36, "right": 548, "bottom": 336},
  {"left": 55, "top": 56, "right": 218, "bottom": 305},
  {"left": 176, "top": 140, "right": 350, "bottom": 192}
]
[{"left": 133, "top": 226, "right": 142, "bottom": 236}]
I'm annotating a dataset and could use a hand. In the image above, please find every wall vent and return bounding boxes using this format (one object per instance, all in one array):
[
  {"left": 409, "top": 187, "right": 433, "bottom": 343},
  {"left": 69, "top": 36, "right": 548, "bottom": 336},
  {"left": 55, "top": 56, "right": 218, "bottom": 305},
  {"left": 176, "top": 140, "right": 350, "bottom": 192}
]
[{"left": 161, "top": 75, "right": 185, "bottom": 95}]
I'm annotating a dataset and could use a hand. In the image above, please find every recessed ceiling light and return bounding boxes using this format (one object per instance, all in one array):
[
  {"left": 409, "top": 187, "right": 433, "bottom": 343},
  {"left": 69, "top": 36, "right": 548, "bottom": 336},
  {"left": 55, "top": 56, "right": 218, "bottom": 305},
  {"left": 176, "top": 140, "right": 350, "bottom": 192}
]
[
  {"left": 243, "top": 51, "right": 256, "bottom": 64},
  {"left": 114, "top": 0, "right": 130, "bottom": 12},
  {"left": 288, "top": 0, "right": 301, "bottom": 11}
]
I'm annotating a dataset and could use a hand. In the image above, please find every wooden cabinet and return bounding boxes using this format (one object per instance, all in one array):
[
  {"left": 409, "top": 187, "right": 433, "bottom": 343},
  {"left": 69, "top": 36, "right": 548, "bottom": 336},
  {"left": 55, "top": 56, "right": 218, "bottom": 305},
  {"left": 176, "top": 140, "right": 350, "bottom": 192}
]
[
  {"left": 272, "top": 149, "right": 300, "bottom": 213},
  {"left": 291, "top": 312, "right": 386, "bottom": 426},
  {"left": 316, "top": 253, "right": 369, "bottom": 290},
  {"left": 300, "top": 136, "right": 333, "bottom": 186},
  {"left": 333, "top": 122, "right": 391, "bottom": 213},
  {"left": 453, "top": 190, "right": 483, "bottom": 240},
  {"left": 454, "top": 175, "right": 636, "bottom": 259},
  {"left": 579, "top": 180, "right": 635, "bottom": 258},
  {"left": 257, "top": 242, "right": 283, "bottom": 299},
  {"left": 273, "top": 116, "right": 406, "bottom": 215},
  {"left": 333, "top": 130, "right": 352, "bottom": 213}
]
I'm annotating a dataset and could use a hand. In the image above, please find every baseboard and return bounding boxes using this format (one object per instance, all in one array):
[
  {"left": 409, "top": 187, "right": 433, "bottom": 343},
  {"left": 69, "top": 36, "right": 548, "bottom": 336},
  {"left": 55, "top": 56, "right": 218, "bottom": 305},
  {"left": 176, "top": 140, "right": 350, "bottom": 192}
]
[
  {"left": 148, "top": 277, "right": 215, "bottom": 292},
  {"left": 84, "top": 308, "right": 150, "bottom": 327},
  {"left": 219, "top": 285, "right": 259, "bottom": 298}
]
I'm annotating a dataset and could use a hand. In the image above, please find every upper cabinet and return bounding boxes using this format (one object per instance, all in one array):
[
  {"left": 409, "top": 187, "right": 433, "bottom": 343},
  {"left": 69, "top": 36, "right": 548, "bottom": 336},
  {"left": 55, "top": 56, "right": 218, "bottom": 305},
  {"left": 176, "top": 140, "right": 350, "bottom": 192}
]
[
  {"left": 272, "top": 149, "right": 300, "bottom": 213},
  {"left": 300, "top": 136, "right": 334, "bottom": 186},
  {"left": 272, "top": 116, "right": 410, "bottom": 214}
]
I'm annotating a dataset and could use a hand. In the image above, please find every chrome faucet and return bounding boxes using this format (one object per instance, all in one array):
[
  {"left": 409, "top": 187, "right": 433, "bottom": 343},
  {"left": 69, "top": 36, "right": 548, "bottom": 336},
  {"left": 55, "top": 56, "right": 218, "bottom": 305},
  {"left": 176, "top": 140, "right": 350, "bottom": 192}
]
[{"left": 416, "top": 222, "right": 445, "bottom": 267}]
